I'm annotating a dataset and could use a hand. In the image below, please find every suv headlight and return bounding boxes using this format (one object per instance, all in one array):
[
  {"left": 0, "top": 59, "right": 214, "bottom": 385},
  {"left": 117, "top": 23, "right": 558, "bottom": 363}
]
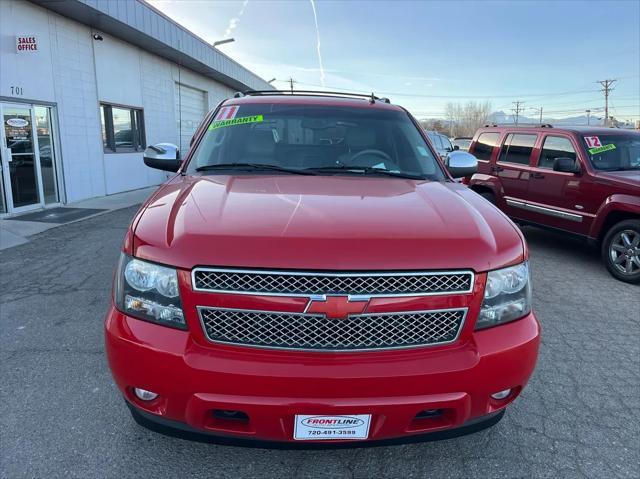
[
  {"left": 114, "top": 254, "right": 186, "bottom": 330},
  {"left": 476, "top": 262, "right": 531, "bottom": 330}
]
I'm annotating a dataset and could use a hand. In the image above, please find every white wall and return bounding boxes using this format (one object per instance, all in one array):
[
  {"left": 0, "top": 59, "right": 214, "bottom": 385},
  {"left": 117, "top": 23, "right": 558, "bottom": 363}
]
[
  {"left": 48, "top": 14, "right": 106, "bottom": 202},
  {"left": 1, "top": 0, "right": 241, "bottom": 202},
  {"left": 0, "top": 0, "right": 55, "bottom": 102},
  {"left": 93, "top": 32, "right": 236, "bottom": 195},
  {"left": 1, "top": 0, "right": 106, "bottom": 203}
]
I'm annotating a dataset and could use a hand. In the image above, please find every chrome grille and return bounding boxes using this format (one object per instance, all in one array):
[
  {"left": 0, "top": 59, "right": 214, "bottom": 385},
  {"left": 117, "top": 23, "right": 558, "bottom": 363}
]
[
  {"left": 192, "top": 269, "right": 473, "bottom": 296},
  {"left": 198, "top": 308, "right": 466, "bottom": 351}
]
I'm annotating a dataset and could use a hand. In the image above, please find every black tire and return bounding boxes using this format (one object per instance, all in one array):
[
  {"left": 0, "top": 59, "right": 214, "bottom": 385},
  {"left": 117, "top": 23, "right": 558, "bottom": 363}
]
[
  {"left": 601, "top": 219, "right": 640, "bottom": 284},
  {"left": 479, "top": 192, "right": 496, "bottom": 205}
]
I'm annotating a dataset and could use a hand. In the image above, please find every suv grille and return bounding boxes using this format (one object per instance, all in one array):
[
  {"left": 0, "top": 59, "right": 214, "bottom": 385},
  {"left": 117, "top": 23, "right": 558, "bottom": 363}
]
[
  {"left": 198, "top": 308, "right": 466, "bottom": 351},
  {"left": 192, "top": 269, "right": 473, "bottom": 296}
]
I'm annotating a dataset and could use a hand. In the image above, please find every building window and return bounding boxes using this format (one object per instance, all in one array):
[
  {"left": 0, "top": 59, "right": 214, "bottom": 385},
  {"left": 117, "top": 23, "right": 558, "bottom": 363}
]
[{"left": 100, "top": 104, "right": 146, "bottom": 152}]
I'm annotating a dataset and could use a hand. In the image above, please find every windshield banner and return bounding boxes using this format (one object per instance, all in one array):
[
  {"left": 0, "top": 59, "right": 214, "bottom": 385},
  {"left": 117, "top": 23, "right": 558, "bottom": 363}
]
[
  {"left": 209, "top": 115, "right": 264, "bottom": 130},
  {"left": 588, "top": 144, "right": 616, "bottom": 155}
]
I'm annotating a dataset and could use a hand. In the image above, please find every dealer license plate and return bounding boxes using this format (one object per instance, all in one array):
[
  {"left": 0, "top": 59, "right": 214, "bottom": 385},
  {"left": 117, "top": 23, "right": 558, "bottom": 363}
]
[{"left": 293, "top": 414, "right": 371, "bottom": 441}]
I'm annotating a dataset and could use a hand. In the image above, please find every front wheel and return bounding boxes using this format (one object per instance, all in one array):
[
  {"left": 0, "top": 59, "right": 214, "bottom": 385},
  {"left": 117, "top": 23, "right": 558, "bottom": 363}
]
[
  {"left": 479, "top": 192, "right": 496, "bottom": 205},
  {"left": 601, "top": 219, "right": 640, "bottom": 284}
]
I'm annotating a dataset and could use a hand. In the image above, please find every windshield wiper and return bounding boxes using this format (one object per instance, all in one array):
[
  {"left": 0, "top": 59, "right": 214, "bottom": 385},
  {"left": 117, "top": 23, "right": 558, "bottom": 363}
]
[
  {"left": 195, "top": 163, "right": 316, "bottom": 175},
  {"left": 305, "top": 166, "right": 426, "bottom": 180}
]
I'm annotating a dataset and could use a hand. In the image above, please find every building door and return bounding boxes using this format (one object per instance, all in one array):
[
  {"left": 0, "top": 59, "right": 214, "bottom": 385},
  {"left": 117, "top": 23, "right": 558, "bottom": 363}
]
[
  {"left": 175, "top": 83, "right": 206, "bottom": 154},
  {"left": 0, "top": 103, "right": 60, "bottom": 214}
]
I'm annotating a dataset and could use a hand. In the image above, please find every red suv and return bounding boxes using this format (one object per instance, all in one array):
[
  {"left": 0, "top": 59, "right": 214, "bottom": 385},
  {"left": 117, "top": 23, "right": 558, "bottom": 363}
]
[
  {"left": 105, "top": 92, "right": 540, "bottom": 446},
  {"left": 468, "top": 126, "right": 640, "bottom": 283}
]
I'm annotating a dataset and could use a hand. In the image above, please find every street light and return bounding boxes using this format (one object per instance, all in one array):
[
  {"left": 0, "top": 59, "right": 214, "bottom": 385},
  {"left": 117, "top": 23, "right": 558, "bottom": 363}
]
[
  {"left": 267, "top": 78, "right": 276, "bottom": 84},
  {"left": 212, "top": 38, "right": 235, "bottom": 48}
]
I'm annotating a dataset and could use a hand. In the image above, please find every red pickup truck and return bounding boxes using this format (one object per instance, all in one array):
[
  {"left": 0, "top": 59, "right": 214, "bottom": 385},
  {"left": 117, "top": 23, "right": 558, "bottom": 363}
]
[
  {"left": 105, "top": 92, "right": 539, "bottom": 446},
  {"left": 467, "top": 126, "right": 640, "bottom": 283}
]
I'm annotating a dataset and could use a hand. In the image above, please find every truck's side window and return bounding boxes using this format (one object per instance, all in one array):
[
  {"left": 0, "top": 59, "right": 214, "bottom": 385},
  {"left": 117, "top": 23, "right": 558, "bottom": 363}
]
[
  {"left": 499, "top": 134, "right": 536, "bottom": 165},
  {"left": 428, "top": 133, "right": 442, "bottom": 150},
  {"left": 473, "top": 133, "right": 500, "bottom": 161},
  {"left": 538, "top": 136, "right": 576, "bottom": 169},
  {"left": 441, "top": 135, "right": 453, "bottom": 152}
]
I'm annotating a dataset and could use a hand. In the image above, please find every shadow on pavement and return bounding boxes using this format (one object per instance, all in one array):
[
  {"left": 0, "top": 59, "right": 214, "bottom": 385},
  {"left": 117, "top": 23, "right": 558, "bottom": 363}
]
[{"left": 520, "top": 225, "right": 599, "bottom": 264}]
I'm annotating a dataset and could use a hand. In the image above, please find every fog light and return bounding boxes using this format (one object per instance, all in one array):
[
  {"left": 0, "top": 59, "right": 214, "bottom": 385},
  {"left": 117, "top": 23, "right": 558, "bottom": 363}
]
[
  {"left": 491, "top": 389, "right": 511, "bottom": 400},
  {"left": 134, "top": 388, "right": 158, "bottom": 401}
]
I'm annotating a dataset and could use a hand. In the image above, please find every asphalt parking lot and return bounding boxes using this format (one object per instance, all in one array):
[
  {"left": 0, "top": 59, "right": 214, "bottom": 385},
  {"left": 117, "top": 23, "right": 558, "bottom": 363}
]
[{"left": 1, "top": 205, "right": 638, "bottom": 479}]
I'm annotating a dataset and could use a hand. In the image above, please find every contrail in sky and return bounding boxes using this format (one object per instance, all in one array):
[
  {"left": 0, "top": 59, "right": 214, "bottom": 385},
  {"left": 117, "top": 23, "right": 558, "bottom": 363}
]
[
  {"left": 224, "top": 0, "right": 249, "bottom": 38},
  {"left": 309, "top": 0, "right": 326, "bottom": 87}
]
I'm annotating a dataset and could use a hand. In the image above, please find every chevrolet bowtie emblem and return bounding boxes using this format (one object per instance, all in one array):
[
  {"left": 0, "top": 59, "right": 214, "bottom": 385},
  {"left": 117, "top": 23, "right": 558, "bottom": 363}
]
[{"left": 305, "top": 295, "right": 370, "bottom": 319}]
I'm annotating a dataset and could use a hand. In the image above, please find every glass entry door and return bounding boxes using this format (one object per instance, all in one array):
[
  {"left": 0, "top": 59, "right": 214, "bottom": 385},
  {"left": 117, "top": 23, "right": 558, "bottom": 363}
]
[{"left": 0, "top": 103, "right": 53, "bottom": 214}]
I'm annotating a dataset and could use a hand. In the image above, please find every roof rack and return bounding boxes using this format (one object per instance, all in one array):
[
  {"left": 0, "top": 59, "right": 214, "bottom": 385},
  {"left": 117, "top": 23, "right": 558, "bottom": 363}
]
[
  {"left": 233, "top": 90, "right": 391, "bottom": 103},
  {"left": 483, "top": 123, "right": 498, "bottom": 127},
  {"left": 539, "top": 123, "right": 553, "bottom": 128}
]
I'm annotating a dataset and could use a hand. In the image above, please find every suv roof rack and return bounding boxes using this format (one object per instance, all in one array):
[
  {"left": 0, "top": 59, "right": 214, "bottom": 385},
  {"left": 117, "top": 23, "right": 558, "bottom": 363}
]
[
  {"left": 539, "top": 123, "right": 553, "bottom": 128},
  {"left": 234, "top": 90, "right": 391, "bottom": 104},
  {"left": 483, "top": 123, "right": 498, "bottom": 127}
]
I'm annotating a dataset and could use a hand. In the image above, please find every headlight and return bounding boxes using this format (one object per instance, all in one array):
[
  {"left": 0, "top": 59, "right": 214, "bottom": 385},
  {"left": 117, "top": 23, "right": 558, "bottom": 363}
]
[
  {"left": 114, "top": 254, "right": 186, "bottom": 330},
  {"left": 476, "top": 262, "right": 531, "bottom": 330}
]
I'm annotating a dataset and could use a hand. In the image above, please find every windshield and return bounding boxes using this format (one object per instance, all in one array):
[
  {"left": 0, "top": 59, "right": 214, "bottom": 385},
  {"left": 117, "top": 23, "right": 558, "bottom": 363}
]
[
  {"left": 452, "top": 138, "right": 472, "bottom": 150},
  {"left": 583, "top": 133, "right": 640, "bottom": 171},
  {"left": 186, "top": 103, "right": 445, "bottom": 180}
]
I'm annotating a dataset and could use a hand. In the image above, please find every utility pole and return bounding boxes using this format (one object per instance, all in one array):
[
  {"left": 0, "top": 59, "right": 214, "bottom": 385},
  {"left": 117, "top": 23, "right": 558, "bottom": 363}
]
[
  {"left": 531, "top": 107, "right": 543, "bottom": 125},
  {"left": 288, "top": 77, "right": 296, "bottom": 93},
  {"left": 586, "top": 109, "right": 591, "bottom": 125},
  {"left": 597, "top": 79, "right": 616, "bottom": 127},
  {"left": 512, "top": 101, "right": 525, "bottom": 126}
]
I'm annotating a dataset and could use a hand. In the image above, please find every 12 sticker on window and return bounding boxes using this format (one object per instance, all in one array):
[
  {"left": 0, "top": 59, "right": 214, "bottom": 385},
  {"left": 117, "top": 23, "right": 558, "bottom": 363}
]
[{"left": 585, "top": 136, "right": 616, "bottom": 155}]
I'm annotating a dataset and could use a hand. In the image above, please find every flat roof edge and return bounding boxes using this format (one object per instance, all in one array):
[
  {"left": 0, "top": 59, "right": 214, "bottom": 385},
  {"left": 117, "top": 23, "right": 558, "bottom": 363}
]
[{"left": 28, "top": 0, "right": 273, "bottom": 92}]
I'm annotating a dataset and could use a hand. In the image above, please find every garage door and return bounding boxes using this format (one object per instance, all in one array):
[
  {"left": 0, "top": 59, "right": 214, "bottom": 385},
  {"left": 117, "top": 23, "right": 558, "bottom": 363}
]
[{"left": 175, "top": 83, "right": 206, "bottom": 154}]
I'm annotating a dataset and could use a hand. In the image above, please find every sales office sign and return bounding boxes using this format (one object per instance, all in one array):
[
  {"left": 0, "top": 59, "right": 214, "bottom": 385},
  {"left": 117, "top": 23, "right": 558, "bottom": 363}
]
[{"left": 16, "top": 35, "right": 38, "bottom": 53}]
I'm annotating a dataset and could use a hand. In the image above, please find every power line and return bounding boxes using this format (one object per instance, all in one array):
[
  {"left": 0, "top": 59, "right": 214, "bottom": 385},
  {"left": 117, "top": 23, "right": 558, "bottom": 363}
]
[
  {"left": 597, "top": 79, "right": 617, "bottom": 127},
  {"left": 519, "top": 95, "right": 638, "bottom": 109},
  {"left": 530, "top": 106, "right": 543, "bottom": 124},
  {"left": 511, "top": 101, "right": 525, "bottom": 125},
  {"left": 282, "top": 80, "right": 602, "bottom": 99},
  {"left": 287, "top": 77, "right": 297, "bottom": 93}
]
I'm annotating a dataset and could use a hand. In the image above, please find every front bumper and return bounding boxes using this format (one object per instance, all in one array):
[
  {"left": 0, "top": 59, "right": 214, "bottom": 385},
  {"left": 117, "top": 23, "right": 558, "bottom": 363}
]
[
  {"left": 127, "top": 401, "right": 506, "bottom": 448},
  {"left": 105, "top": 307, "right": 540, "bottom": 444}
]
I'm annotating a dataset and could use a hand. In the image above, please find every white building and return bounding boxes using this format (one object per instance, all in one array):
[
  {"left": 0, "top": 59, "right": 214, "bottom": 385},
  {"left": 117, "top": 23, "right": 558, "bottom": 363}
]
[{"left": 0, "top": 0, "right": 272, "bottom": 216}]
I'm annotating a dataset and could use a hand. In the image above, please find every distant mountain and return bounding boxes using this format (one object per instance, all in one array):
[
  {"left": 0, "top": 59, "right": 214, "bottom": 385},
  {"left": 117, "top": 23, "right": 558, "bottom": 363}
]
[
  {"left": 417, "top": 111, "right": 637, "bottom": 135},
  {"left": 487, "top": 111, "right": 606, "bottom": 126}
]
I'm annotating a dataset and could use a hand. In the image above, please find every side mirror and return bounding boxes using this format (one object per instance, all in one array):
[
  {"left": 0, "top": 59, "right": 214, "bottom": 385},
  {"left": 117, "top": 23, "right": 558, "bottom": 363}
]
[
  {"left": 553, "top": 157, "right": 580, "bottom": 174},
  {"left": 143, "top": 143, "right": 181, "bottom": 172},
  {"left": 447, "top": 151, "right": 478, "bottom": 178}
]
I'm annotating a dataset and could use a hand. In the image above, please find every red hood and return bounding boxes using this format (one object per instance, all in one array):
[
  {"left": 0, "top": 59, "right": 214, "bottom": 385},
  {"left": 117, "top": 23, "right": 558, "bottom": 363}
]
[
  {"left": 133, "top": 175, "right": 525, "bottom": 272},
  {"left": 595, "top": 170, "right": 640, "bottom": 189}
]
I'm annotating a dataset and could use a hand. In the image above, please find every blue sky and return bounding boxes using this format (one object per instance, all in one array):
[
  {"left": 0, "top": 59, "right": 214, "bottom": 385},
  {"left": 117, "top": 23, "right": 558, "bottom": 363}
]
[{"left": 147, "top": 0, "right": 640, "bottom": 122}]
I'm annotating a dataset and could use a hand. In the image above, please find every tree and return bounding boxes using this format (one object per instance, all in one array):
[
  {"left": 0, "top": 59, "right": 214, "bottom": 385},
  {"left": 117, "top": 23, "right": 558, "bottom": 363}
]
[
  {"left": 445, "top": 101, "right": 492, "bottom": 137},
  {"left": 419, "top": 119, "right": 448, "bottom": 135}
]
